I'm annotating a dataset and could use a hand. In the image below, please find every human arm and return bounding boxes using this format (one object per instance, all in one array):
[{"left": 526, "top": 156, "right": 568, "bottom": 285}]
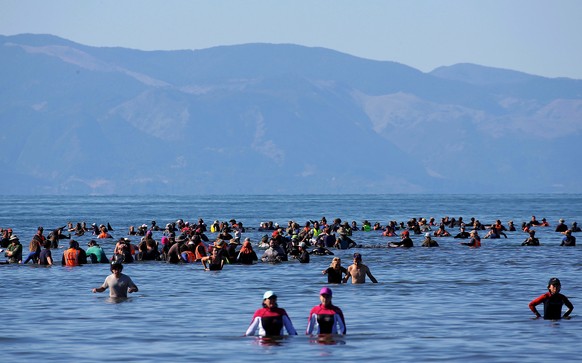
[
  {"left": 127, "top": 276, "right": 138, "bottom": 293},
  {"left": 92, "top": 278, "right": 108, "bottom": 293},
  {"left": 562, "top": 295, "right": 574, "bottom": 319},
  {"left": 343, "top": 266, "right": 352, "bottom": 283},
  {"left": 244, "top": 316, "right": 261, "bottom": 336},
  {"left": 305, "top": 311, "right": 317, "bottom": 335},
  {"left": 283, "top": 314, "right": 297, "bottom": 335},
  {"left": 336, "top": 308, "right": 347, "bottom": 334},
  {"left": 528, "top": 293, "right": 548, "bottom": 318},
  {"left": 366, "top": 266, "right": 378, "bottom": 283}
]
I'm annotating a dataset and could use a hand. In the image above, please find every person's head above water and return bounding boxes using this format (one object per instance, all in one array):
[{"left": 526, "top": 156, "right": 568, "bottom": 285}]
[
  {"left": 110, "top": 262, "right": 123, "bottom": 273},
  {"left": 320, "top": 287, "right": 332, "bottom": 296},
  {"left": 548, "top": 277, "right": 561, "bottom": 289},
  {"left": 263, "top": 290, "right": 277, "bottom": 300}
]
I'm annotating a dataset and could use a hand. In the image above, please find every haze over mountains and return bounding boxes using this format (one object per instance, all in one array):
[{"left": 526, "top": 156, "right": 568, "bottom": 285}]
[{"left": 1, "top": 34, "right": 581, "bottom": 195}]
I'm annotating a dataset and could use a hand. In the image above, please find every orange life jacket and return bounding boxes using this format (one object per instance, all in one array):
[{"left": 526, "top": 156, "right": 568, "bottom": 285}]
[
  {"left": 64, "top": 248, "right": 80, "bottom": 266},
  {"left": 195, "top": 244, "right": 207, "bottom": 260},
  {"left": 184, "top": 250, "right": 196, "bottom": 263}
]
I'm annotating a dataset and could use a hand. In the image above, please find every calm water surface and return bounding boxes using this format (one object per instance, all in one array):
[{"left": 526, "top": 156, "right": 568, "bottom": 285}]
[{"left": 1, "top": 194, "right": 581, "bottom": 362}]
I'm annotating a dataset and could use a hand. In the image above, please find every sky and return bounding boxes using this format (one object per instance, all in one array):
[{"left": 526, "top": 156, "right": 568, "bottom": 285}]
[{"left": 2, "top": 0, "right": 582, "bottom": 79}]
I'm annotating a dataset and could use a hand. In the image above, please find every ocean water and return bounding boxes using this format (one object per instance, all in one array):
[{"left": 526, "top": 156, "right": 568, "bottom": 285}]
[{"left": 0, "top": 194, "right": 581, "bottom": 362}]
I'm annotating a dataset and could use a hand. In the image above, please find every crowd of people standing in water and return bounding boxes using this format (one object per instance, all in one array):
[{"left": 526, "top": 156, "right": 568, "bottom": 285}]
[
  {"left": 1, "top": 214, "right": 579, "bottom": 267},
  {"left": 0, "top": 214, "right": 576, "bottom": 330}
]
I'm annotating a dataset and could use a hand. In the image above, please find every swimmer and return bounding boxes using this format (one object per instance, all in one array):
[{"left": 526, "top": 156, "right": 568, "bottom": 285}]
[
  {"left": 202, "top": 241, "right": 228, "bottom": 270},
  {"left": 22, "top": 227, "right": 45, "bottom": 264},
  {"left": 421, "top": 232, "right": 439, "bottom": 247},
  {"left": 521, "top": 230, "right": 540, "bottom": 246},
  {"left": 433, "top": 224, "right": 451, "bottom": 237},
  {"left": 92, "top": 262, "right": 138, "bottom": 298},
  {"left": 261, "top": 239, "right": 286, "bottom": 263},
  {"left": 61, "top": 240, "right": 87, "bottom": 266},
  {"left": 296, "top": 242, "right": 310, "bottom": 263},
  {"left": 38, "top": 240, "right": 53, "bottom": 266},
  {"left": 306, "top": 287, "right": 346, "bottom": 335},
  {"left": 86, "top": 240, "right": 110, "bottom": 263},
  {"left": 5, "top": 235, "right": 22, "bottom": 264},
  {"left": 343, "top": 253, "right": 378, "bottom": 284},
  {"left": 322, "top": 257, "right": 348, "bottom": 284},
  {"left": 560, "top": 230, "right": 576, "bottom": 246},
  {"left": 460, "top": 230, "right": 481, "bottom": 248},
  {"left": 529, "top": 277, "right": 573, "bottom": 320},
  {"left": 389, "top": 230, "right": 413, "bottom": 248},
  {"left": 236, "top": 238, "right": 258, "bottom": 265},
  {"left": 245, "top": 291, "right": 297, "bottom": 336}
]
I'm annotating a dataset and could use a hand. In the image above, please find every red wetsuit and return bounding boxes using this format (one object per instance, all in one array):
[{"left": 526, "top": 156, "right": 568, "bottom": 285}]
[
  {"left": 306, "top": 304, "right": 346, "bottom": 335},
  {"left": 245, "top": 307, "right": 297, "bottom": 336}
]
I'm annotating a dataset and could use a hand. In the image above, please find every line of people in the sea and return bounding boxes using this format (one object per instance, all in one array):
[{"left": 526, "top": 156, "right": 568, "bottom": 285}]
[{"left": 1, "top": 214, "right": 579, "bottom": 266}]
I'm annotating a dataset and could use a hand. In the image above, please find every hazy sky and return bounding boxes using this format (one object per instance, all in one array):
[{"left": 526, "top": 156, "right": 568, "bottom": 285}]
[{"left": 2, "top": 0, "right": 581, "bottom": 79}]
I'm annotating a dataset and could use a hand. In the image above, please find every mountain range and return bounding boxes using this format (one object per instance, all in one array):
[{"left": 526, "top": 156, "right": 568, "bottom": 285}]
[{"left": 1, "top": 34, "right": 581, "bottom": 195}]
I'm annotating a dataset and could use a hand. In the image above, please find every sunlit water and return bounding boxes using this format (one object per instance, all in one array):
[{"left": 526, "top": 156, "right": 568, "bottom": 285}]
[{"left": 1, "top": 194, "right": 580, "bottom": 362}]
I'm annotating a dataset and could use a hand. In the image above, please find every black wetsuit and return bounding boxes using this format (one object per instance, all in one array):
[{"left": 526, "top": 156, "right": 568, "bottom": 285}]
[{"left": 324, "top": 266, "right": 347, "bottom": 284}]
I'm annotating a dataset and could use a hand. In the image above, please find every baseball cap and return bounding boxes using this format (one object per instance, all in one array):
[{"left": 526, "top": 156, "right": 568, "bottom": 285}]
[
  {"left": 263, "top": 290, "right": 277, "bottom": 300},
  {"left": 320, "top": 287, "right": 332, "bottom": 296}
]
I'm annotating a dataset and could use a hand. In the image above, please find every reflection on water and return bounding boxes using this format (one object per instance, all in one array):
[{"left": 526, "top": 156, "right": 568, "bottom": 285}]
[
  {"left": 308, "top": 335, "right": 347, "bottom": 346},
  {"left": 1, "top": 194, "right": 581, "bottom": 362}
]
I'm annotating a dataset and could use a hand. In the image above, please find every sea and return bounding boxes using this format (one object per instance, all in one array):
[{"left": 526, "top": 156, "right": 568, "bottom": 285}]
[{"left": 0, "top": 194, "right": 580, "bottom": 362}]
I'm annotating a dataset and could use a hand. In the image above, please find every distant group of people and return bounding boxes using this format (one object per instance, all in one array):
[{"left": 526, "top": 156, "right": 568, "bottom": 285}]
[{"left": 1, "top": 214, "right": 578, "bottom": 268}]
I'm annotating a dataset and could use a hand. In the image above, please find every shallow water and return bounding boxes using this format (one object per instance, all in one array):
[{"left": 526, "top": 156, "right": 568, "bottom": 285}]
[{"left": 1, "top": 194, "right": 581, "bottom": 362}]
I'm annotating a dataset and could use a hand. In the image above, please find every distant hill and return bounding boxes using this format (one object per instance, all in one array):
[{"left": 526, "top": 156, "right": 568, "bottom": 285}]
[{"left": 1, "top": 34, "right": 581, "bottom": 194}]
